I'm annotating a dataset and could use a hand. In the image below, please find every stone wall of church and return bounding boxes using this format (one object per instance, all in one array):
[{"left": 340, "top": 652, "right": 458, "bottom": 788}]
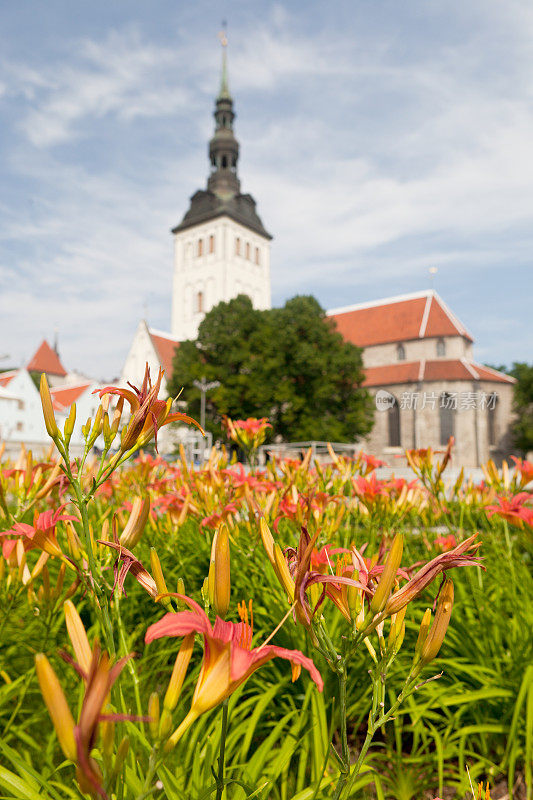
[
  {"left": 171, "top": 216, "right": 271, "bottom": 341},
  {"left": 363, "top": 379, "right": 514, "bottom": 468},
  {"left": 362, "top": 335, "right": 473, "bottom": 368}
]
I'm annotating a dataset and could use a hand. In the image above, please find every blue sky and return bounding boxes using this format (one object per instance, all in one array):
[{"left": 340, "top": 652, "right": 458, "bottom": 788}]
[{"left": 0, "top": 0, "right": 532, "bottom": 379}]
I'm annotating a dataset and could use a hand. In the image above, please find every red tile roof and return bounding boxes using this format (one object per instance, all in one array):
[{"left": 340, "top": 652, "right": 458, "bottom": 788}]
[
  {"left": 0, "top": 370, "right": 17, "bottom": 387},
  {"left": 328, "top": 291, "right": 473, "bottom": 347},
  {"left": 27, "top": 340, "right": 67, "bottom": 376},
  {"left": 363, "top": 359, "right": 514, "bottom": 387},
  {"left": 149, "top": 329, "right": 179, "bottom": 377},
  {"left": 50, "top": 383, "right": 92, "bottom": 411}
]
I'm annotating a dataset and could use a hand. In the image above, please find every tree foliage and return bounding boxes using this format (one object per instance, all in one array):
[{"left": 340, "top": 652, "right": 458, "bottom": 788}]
[
  {"left": 169, "top": 294, "right": 374, "bottom": 442},
  {"left": 509, "top": 362, "right": 533, "bottom": 455}
]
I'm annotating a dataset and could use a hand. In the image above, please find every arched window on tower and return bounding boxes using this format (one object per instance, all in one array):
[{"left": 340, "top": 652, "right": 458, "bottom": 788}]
[
  {"left": 387, "top": 395, "right": 401, "bottom": 447},
  {"left": 245, "top": 242, "right": 250, "bottom": 260},
  {"left": 255, "top": 247, "right": 260, "bottom": 266},
  {"left": 436, "top": 338, "right": 446, "bottom": 357},
  {"left": 439, "top": 393, "right": 455, "bottom": 445},
  {"left": 209, "top": 235, "right": 215, "bottom": 254},
  {"left": 235, "top": 237, "right": 241, "bottom": 256},
  {"left": 397, "top": 343, "right": 406, "bottom": 361},
  {"left": 196, "top": 291, "right": 204, "bottom": 314},
  {"left": 197, "top": 239, "right": 203, "bottom": 257},
  {"left": 222, "top": 155, "right": 228, "bottom": 168},
  {"left": 487, "top": 392, "right": 498, "bottom": 447}
]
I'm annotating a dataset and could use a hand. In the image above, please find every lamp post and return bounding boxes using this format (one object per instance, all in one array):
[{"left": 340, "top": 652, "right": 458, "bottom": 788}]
[{"left": 193, "top": 376, "right": 221, "bottom": 430}]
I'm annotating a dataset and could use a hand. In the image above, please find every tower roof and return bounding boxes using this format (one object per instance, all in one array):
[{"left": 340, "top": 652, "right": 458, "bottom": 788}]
[
  {"left": 26, "top": 339, "right": 67, "bottom": 376},
  {"left": 172, "top": 34, "right": 271, "bottom": 240}
]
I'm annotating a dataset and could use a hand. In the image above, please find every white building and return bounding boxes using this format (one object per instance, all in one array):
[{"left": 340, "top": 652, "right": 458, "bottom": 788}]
[{"left": 0, "top": 369, "right": 49, "bottom": 454}]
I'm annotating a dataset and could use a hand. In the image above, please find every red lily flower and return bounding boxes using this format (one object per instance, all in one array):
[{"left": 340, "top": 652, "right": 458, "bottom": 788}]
[
  {"left": 485, "top": 493, "right": 533, "bottom": 527},
  {"left": 145, "top": 595, "right": 323, "bottom": 748},
  {"left": 511, "top": 456, "right": 533, "bottom": 488}
]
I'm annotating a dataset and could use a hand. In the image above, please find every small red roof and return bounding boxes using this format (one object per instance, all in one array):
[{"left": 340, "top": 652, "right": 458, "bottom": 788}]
[
  {"left": 363, "top": 359, "right": 514, "bottom": 387},
  {"left": 148, "top": 329, "right": 180, "bottom": 378},
  {"left": 50, "top": 383, "right": 92, "bottom": 411},
  {"left": 27, "top": 340, "right": 67, "bottom": 376},
  {"left": 0, "top": 370, "right": 17, "bottom": 387},
  {"left": 328, "top": 291, "right": 473, "bottom": 347}
]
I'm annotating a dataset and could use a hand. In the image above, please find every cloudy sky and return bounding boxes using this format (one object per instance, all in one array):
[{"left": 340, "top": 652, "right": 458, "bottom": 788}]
[{"left": 0, "top": 0, "right": 532, "bottom": 379}]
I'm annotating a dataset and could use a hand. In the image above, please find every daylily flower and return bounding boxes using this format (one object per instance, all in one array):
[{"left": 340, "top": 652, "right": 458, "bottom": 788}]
[
  {"left": 97, "top": 526, "right": 157, "bottom": 598},
  {"left": 145, "top": 594, "right": 323, "bottom": 749},
  {"left": 96, "top": 364, "right": 203, "bottom": 454},
  {"left": 511, "top": 456, "right": 533, "bottom": 488},
  {"left": 382, "top": 533, "right": 482, "bottom": 617},
  {"left": 433, "top": 534, "right": 457, "bottom": 552},
  {"left": 485, "top": 493, "right": 533, "bottom": 528},
  {"left": 36, "top": 642, "right": 138, "bottom": 800},
  {"left": 0, "top": 505, "right": 77, "bottom": 559}
]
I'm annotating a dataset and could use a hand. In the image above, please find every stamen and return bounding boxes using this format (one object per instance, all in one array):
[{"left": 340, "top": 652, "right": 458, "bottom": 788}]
[
  {"left": 324, "top": 548, "right": 335, "bottom": 576},
  {"left": 257, "top": 602, "right": 297, "bottom": 651}
]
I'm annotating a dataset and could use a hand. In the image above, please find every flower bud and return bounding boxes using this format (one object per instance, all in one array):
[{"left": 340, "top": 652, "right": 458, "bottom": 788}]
[
  {"left": 419, "top": 580, "right": 454, "bottom": 666},
  {"left": 210, "top": 524, "right": 230, "bottom": 618},
  {"left": 63, "top": 403, "right": 76, "bottom": 445},
  {"left": 274, "top": 544, "right": 295, "bottom": 602},
  {"left": 40, "top": 374, "right": 59, "bottom": 440},
  {"left": 148, "top": 692, "right": 160, "bottom": 741},
  {"left": 64, "top": 600, "right": 92, "bottom": 675},
  {"left": 150, "top": 548, "right": 172, "bottom": 610},
  {"left": 35, "top": 653, "right": 76, "bottom": 761},
  {"left": 163, "top": 632, "right": 194, "bottom": 713},
  {"left": 111, "top": 736, "right": 130, "bottom": 781},
  {"left": 119, "top": 496, "right": 150, "bottom": 550},
  {"left": 414, "top": 608, "right": 432, "bottom": 662},
  {"left": 370, "top": 533, "right": 404, "bottom": 615}
]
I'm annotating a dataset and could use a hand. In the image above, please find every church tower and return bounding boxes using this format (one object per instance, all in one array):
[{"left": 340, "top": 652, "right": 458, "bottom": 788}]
[{"left": 171, "top": 35, "right": 272, "bottom": 341}]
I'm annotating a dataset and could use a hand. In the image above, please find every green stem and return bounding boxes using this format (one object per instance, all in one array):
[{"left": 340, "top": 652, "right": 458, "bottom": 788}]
[
  {"left": 331, "top": 665, "right": 350, "bottom": 800},
  {"left": 114, "top": 593, "right": 144, "bottom": 727},
  {"left": 215, "top": 699, "right": 229, "bottom": 800}
]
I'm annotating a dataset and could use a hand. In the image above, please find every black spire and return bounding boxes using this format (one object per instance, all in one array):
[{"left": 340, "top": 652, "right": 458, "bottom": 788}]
[
  {"left": 207, "top": 32, "right": 240, "bottom": 198},
  {"left": 172, "top": 31, "right": 271, "bottom": 240}
]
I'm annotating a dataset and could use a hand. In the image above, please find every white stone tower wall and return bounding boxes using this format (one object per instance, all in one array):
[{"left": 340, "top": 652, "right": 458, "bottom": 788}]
[{"left": 171, "top": 215, "right": 271, "bottom": 341}]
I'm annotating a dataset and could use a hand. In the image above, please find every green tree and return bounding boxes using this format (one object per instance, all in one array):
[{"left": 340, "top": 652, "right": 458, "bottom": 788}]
[
  {"left": 169, "top": 294, "right": 373, "bottom": 442},
  {"left": 509, "top": 362, "right": 533, "bottom": 455}
]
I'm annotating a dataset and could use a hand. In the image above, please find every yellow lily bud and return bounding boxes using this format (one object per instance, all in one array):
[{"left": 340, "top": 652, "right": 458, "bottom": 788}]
[
  {"left": 102, "top": 412, "right": 112, "bottom": 447},
  {"left": 40, "top": 374, "right": 59, "bottom": 440},
  {"left": 111, "top": 736, "right": 130, "bottom": 780},
  {"left": 35, "top": 654, "right": 76, "bottom": 761},
  {"left": 150, "top": 548, "right": 172, "bottom": 610},
  {"left": 164, "top": 632, "right": 194, "bottom": 712},
  {"left": 414, "top": 608, "right": 432, "bottom": 661},
  {"left": 159, "top": 708, "right": 172, "bottom": 739},
  {"left": 370, "top": 533, "right": 404, "bottom": 615},
  {"left": 110, "top": 397, "right": 124, "bottom": 437},
  {"left": 119, "top": 496, "right": 150, "bottom": 550},
  {"left": 23, "top": 451, "right": 33, "bottom": 491},
  {"left": 274, "top": 544, "right": 295, "bottom": 602},
  {"left": 64, "top": 403, "right": 76, "bottom": 445},
  {"left": 101, "top": 717, "right": 115, "bottom": 761},
  {"left": 420, "top": 579, "right": 454, "bottom": 666},
  {"left": 176, "top": 578, "right": 186, "bottom": 610},
  {"left": 88, "top": 405, "right": 104, "bottom": 447},
  {"left": 259, "top": 518, "right": 276, "bottom": 563},
  {"left": 210, "top": 524, "right": 230, "bottom": 618},
  {"left": 148, "top": 692, "right": 160, "bottom": 741},
  {"left": 201, "top": 576, "right": 210, "bottom": 608},
  {"left": 388, "top": 605, "right": 407, "bottom": 652},
  {"left": 64, "top": 600, "right": 92, "bottom": 675}
]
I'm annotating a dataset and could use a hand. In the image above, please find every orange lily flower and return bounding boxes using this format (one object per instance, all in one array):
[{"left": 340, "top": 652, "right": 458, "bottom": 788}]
[
  {"left": 96, "top": 364, "right": 203, "bottom": 453},
  {"left": 145, "top": 595, "right": 323, "bottom": 749}
]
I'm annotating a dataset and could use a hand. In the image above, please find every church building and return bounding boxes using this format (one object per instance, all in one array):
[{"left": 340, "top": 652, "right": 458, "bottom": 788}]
[
  {"left": 120, "top": 40, "right": 516, "bottom": 467},
  {"left": 121, "top": 37, "right": 271, "bottom": 394}
]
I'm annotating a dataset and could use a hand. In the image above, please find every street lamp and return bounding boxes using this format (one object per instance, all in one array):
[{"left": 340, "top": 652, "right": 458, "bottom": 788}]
[{"left": 193, "top": 376, "right": 221, "bottom": 430}]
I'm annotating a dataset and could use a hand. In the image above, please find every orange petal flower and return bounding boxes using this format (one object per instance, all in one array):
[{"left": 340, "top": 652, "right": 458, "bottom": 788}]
[{"left": 145, "top": 595, "right": 323, "bottom": 749}]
